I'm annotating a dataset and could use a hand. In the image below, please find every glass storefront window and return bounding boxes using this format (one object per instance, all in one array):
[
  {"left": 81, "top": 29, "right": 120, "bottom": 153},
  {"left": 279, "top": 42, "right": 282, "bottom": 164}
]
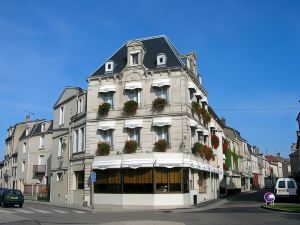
[{"left": 123, "top": 168, "right": 153, "bottom": 193}]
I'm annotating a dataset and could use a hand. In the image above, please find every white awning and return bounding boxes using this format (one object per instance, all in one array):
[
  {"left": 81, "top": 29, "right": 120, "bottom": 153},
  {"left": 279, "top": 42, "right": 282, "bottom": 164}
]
[
  {"left": 203, "top": 129, "right": 210, "bottom": 136},
  {"left": 188, "top": 82, "right": 202, "bottom": 96},
  {"left": 99, "top": 84, "right": 116, "bottom": 93},
  {"left": 124, "top": 82, "right": 142, "bottom": 90},
  {"left": 200, "top": 96, "right": 208, "bottom": 103},
  {"left": 122, "top": 159, "right": 154, "bottom": 169},
  {"left": 97, "top": 121, "right": 116, "bottom": 130},
  {"left": 196, "top": 125, "right": 204, "bottom": 132},
  {"left": 152, "top": 117, "right": 172, "bottom": 127},
  {"left": 154, "top": 158, "right": 183, "bottom": 168},
  {"left": 124, "top": 119, "right": 143, "bottom": 129},
  {"left": 92, "top": 159, "right": 122, "bottom": 170},
  {"left": 152, "top": 79, "right": 170, "bottom": 87},
  {"left": 189, "top": 119, "right": 198, "bottom": 127}
]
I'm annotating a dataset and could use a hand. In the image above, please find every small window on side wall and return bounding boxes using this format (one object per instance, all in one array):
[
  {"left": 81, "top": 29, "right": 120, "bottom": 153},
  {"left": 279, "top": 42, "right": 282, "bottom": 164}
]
[
  {"left": 105, "top": 61, "right": 114, "bottom": 73},
  {"left": 157, "top": 53, "right": 167, "bottom": 67}
]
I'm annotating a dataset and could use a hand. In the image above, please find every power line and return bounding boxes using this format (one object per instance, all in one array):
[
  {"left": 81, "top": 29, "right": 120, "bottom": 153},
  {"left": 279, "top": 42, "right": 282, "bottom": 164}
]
[{"left": 214, "top": 107, "right": 300, "bottom": 111}]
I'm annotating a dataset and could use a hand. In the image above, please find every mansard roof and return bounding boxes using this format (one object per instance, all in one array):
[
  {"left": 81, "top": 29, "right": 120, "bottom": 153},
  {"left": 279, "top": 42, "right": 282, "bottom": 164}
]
[{"left": 90, "top": 35, "right": 185, "bottom": 77}]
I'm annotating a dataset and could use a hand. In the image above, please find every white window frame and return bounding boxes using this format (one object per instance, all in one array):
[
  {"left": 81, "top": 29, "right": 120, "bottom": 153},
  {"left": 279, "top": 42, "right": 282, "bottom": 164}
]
[
  {"left": 101, "top": 92, "right": 114, "bottom": 108},
  {"left": 39, "top": 135, "right": 45, "bottom": 148},
  {"left": 23, "top": 142, "right": 26, "bottom": 153},
  {"left": 100, "top": 129, "right": 113, "bottom": 148},
  {"left": 58, "top": 137, "right": 64, "bottom": 157},
  {"left": 59, "top": 106, "right": 65, "bottom": 125},
  {"left": 25, "top": 127, "right": 29, "bottom": 136},
  {"left": 157, "top": 53, "right": 167, "bottom": 67},
  {"left": 127, "top": 89, "right": 141, "bottom": 106},
  {"left": 56, "top": 173, "right": 62, "bottom": 182},
  {"left": 130, "top": 52, "right": 139, "bottom": 66},
  {"left": 155, "top": 126, "right": 169, "bottom": 143},
  {"left": 105, "top": 61, "right": 114, "bottom": 73},
  {"left": 77, "top": 98, "right": 84, "bottom": 114},
  {"left": 127, "top": 128, "right": 141, "bottom": 146},
  {"left": 73, "top": 127, "right": 85, "bottom": 153},
  {"left": 191, "top": 127, "right": 196, "bottom": 146},
  {"left": 154, "top": 86, "right": 169, "bottom": 100},
  {"left": 41, "top": 123, "right": 45, "bottom": 132},
  {"left": 22, "top": 161, "right": 25, "bottom": 172}
]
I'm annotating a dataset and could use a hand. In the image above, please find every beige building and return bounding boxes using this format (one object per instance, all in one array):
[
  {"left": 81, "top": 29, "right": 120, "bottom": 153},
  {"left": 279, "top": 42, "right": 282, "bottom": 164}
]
[
  {"left": 86, "top": 36, "right": 222, "bottom": 208},
  {"left": 50, "top": 87, "right": 87, "bottom": 206}
]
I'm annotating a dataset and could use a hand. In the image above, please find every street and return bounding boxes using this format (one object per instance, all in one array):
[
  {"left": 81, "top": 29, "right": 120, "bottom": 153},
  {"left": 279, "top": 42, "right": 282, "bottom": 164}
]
[{"left": 0, "top": 190, "right": 299, "bottom": 225}]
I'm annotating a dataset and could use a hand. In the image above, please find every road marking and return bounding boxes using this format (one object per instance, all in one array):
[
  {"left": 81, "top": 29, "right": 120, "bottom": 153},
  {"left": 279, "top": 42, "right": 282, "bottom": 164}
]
[
  {"left": 0, "top": 209, "right": 15, "bottom": 214},
  {"left": 27, "top": 207, "right": 51, "bottom": 214},
  {"left": 14, "top": 209, "right": 34, "bottom": 214},
  {"left": 53, "top": 209, "right": 69, "bottom": 214},
  {"left": 72, "top": 210, "right": 86, "bottom": 214}
]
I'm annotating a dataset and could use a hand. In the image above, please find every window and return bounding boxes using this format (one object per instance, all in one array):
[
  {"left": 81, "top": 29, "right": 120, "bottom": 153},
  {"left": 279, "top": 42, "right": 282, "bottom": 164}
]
[
  {"left": 197, "top": 131, "right": 203, "bottom": 143},
  {"left": 94, "top": 170, "right": 121, "bottom": 193},
  {"left": 38, "top": 155, "right": 45, "bottom": 165},
  {"left": 23, "top": 142, "right": 26, "bottom": 153},
  {"left": 56, "top": 173, "right": 63, "bottom": 182},
  {"left": 101, "top": 92, "right": 114, "bottom": 107},
  {"left": 288, "top": 181, "right": 295, "bottom": 188},
  {"left": 75, "top": 171, "right": 84, "bottom": 189},
  {"left": 189, "top": 89, "right": 195, "bottom": 103},
  {"left": 198, "top": 171, "right": 207, "bottom": 193},
  {"left": 191, "top": 127, "right": 196, "bottom": 146},
  {"left": 157, "top": 54, "right": 167, "bottom": 67},
  {"left": 105, "top": 61, "right": 114, "bottom": 73},
  {"left": 22, "top": 161, "right": 25, "bottom": 172},
  {"left": 154, "top": 86, "right": 169, "bottom": 101},
  {"left": 123, "top": 168, "right": 153, "bottom": 193},
  {"left": 155, "top": 126, "right": 169, "bottom": 143},
  {"left": 77, "top": 98, "right": 84, "bottom": 114},
  {"left": 39, "top": 135, "right": 45, "bottom": 148},
  {"left": 156, "top": 168, "right": 181, "bottom": 192},
  {"left": 25, "top": 127, "right": 29, "bottom": 136},
  {"left": 127, "top": 128, "right": 141, "bottom": 146},
  {"left": 131, "top": 53, "right": 139, "bottom": 65},
  {"left": 59, "top": 106, "right": 65, "bottom": 125},
  {"left": 278, "top": 181, "right": 285, "bottom": 188},
  {"left": 58, "top": 137, "right": 64, "bottom": 157},
  {"left": 73, "top": 127, "right": 85, "bottom": 153},
  {"left": 127, "top": 89, "right": 141, "bottom": 106},
  {"left": 41, "top": 123, "right": 45, "bottom": 132},
  {"left": 100, "top": 130, "right": 113, "bottom": 147}
]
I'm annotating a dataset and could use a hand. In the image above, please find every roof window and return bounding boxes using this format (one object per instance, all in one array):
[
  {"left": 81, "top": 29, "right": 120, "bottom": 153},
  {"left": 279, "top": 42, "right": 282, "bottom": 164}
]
[
  {"left": 105, "top": 61, "right": 114, "bottom": 73},
  {"left": 157, "top": 53, "right": 167, "bottom": 67}
]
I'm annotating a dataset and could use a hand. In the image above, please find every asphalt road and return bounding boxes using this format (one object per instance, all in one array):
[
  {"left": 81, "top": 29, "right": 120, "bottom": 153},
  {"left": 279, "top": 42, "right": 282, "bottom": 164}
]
[{"left": 0, "top": 190, "right": 299, "bottom": 225}]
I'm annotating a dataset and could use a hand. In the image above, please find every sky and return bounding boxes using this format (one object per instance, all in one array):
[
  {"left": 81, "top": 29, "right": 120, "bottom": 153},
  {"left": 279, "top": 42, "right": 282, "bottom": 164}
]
[{"left": 0, "top": 0, "right": 299, "bottom": 159}]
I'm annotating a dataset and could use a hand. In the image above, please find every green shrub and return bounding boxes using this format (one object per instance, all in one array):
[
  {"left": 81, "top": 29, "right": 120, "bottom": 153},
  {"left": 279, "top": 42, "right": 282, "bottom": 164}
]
[
  {"left": 123, "top": 100, "right": 138, "bottom": 115},
  {"left": 154, "top": 139, "right": 168, "bottom": 152},
  {"left": 124, "top": 140, "right": 138, "bottom": 154},
  {"left": 96, "top": 142, "right": 110, "bottom": 156},
  {"left": 152, "top": 97, "right": 168, "bottom": 112},
  {"left": 98, "top": 102, "right": 111, "bottom": 117},
  {"left": 192, "top": 142, "right": 205, "bottom": 157}
]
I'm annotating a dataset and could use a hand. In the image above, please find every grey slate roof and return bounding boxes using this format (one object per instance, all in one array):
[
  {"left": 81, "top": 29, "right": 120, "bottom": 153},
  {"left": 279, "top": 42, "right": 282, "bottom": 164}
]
[{"left": 90, "top": 36, "right": 185, "bottom": 77}]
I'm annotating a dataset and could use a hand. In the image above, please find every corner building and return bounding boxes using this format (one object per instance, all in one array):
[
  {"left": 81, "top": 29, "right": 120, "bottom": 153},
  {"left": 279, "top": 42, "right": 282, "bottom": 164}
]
[{"left": 86, "top": 36, "right": 222, "bottom": 208}]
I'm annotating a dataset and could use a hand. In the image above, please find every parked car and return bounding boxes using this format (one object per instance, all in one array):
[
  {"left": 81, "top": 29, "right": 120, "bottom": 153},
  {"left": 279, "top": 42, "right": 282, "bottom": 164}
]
[
  {"left": 274, "top": 178, "right": 298, "bottom": 200},
  {"left": 0, "top": 189, "right": 24, "bottom": 208},
  {"left": 0, "top": 188, "right": 7, "bottom": 194}
]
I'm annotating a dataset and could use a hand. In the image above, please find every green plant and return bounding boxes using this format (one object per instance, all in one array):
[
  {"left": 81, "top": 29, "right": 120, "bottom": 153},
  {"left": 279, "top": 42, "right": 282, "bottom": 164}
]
[
  {"left": 222, "top": 139, "right": 229, "bottom": 154},
  {"left": 192, "top": 143, "right": 205, "bottom": 157},
  {"left": 232, "top": 151, "right": 239, "bottom": 171},
  {"left": 225, "top": 148, "right": 232, "bottom": 170},
  {"left": 123, "top": 100, "right": 138, "bottom": 115},
  {"left": 152, "top": 97, "right": 168, "bottom": 112},
  {"left": 98, "top": 102, "right": 111, "bottom": 117},
  {"left": 124, "top": 140, "right": 138, "bottom": 154},
  {"left": 96, "top": 142, "right": 110, "bottom": 156},
  {"left": 154, "top": 139, "right": 168, "bottom": 152},
  {"left": 211, "top": 134, "right": 219, "bottom": 149},
  {"left": 204, "top": 145, "right": 214, "bottom": 161},
  {"left": 199, "top": 108, "right": 211, "bottom": 124},
  {"left": 192, "top": 101, "right": 201, "bottom": 113}
]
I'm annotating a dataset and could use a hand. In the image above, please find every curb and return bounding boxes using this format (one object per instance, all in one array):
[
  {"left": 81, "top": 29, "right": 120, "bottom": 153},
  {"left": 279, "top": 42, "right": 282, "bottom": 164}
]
[
  {"left": 261, "top": 205, "right": 300, "bottom": 214},
  {"left": 25, "top": 200, "right": 94, "bottom": 212}
]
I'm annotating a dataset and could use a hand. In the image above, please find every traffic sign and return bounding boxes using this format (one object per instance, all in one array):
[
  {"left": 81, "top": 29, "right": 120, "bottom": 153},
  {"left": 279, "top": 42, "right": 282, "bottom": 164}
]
[
  {"left": 264, "top": 192, "right": 275, "bottom": 206},
  {"left": 91, "top": 172, "right": 96, "bottom": 183}
]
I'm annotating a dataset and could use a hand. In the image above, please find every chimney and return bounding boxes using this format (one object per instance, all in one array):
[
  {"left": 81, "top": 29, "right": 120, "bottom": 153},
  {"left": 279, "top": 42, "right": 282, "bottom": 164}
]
[
  {"left": 220, "top": 117, "right": 226, "bottom": 126},
  {"left": 277, "top": 152, "right": 280, "bottom": 158},
  {"left": 26, "top": 114, "right": 30, "bottom": 123}
]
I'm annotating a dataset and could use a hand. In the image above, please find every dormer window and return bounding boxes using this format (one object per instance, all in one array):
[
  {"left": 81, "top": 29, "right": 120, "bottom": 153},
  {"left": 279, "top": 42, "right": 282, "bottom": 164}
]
[
  {"left": 131, "top": 53, "right": 139, "bottom": 66},
  {"left": 105, "top": 61, "right": 114, "bottom": 73},
  {"left": 157, "top": 53, "right": 167, "bottom": 67},
  {"left": 41, "top": 123, "right": 45, "bottom": 132}
]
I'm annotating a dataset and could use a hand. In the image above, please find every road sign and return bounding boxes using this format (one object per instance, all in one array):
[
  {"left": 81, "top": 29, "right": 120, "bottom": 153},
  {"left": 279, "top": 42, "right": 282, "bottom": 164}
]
[
  {"left": 91, "top": 172, "right": 96, "bottom": 183},
  {"left": 264, "top": 192, "right": 275, "bottom": 206}
]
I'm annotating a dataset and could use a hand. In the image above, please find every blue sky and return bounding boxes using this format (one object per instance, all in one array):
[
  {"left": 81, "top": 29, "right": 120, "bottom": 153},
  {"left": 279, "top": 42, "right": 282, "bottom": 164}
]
[{"left": 0, "top": 0, "right": 299, "bottom": 159}]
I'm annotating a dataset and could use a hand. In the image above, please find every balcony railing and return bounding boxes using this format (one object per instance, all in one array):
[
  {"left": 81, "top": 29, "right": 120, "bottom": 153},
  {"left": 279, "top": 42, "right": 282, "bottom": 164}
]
[{"left": 33, "top": 165, "right": 46, "bottom": 174}]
